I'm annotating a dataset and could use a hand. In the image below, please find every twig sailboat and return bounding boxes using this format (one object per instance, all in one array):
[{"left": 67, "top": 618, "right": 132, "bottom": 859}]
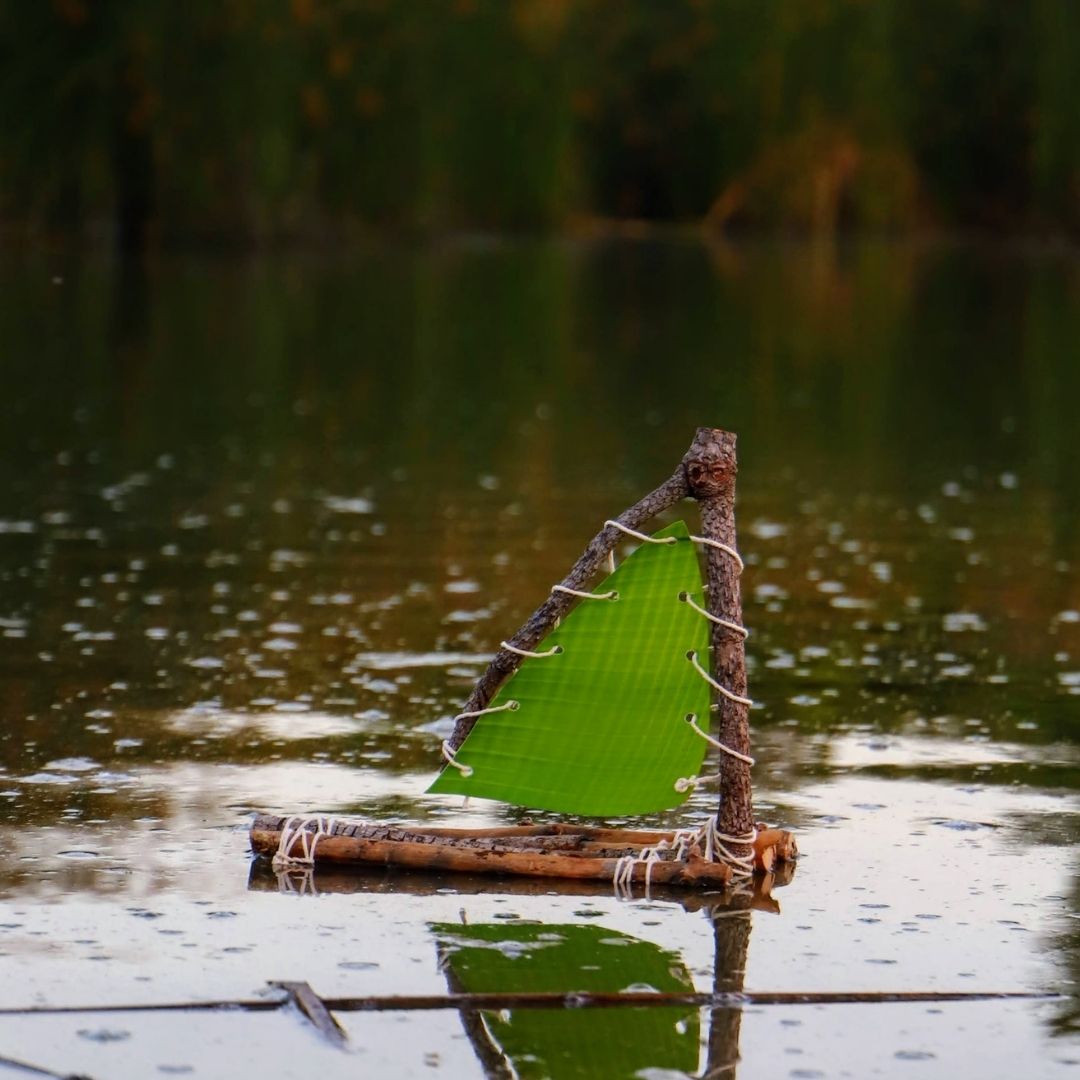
[{"left": 250, "top": 428, "right": 796, "bottom": 891}]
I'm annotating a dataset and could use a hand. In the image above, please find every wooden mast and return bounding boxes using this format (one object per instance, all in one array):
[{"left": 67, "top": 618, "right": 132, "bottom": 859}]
[{"left": 683, "top": 428, "right": 756, "bottom": 862}]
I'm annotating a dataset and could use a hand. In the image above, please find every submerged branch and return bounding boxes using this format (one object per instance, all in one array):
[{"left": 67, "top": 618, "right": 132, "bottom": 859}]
[{"left": 0, "top": 989, "right": 1058, "bottom": 1018}]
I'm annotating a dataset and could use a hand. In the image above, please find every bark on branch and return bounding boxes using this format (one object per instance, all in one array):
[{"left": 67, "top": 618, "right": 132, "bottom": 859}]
[{"left": 684, "top": 429, "right": 755, "bottom": 862}]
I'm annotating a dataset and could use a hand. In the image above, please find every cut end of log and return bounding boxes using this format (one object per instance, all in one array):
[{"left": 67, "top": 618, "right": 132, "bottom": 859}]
[{"left": 753, "top": 824, "right": 799, "bottom": 873}]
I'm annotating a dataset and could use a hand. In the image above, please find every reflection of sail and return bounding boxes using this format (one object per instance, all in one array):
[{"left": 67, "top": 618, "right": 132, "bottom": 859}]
[{"left": 433, "top": 922, "right": 700, "bottom": 1079}]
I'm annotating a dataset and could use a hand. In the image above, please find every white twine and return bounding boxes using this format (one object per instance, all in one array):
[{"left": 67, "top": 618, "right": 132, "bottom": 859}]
[
  {"left": 683, "top": 712, "right": 755, "bottom": 765},
  {"left": 276, "top": 866, "right": 317, "bottom": 896},
  {"left": 678, "top": 591, "right": 748, "bottom": 638},
  {"left": 442, "top": 701, "right": 519, "bottom": 779},
  {"left": 613, "top": 835, "right": 679, "bottom": 900},
  {"left": 604, "top": 520, "right": 745, "bottom": 571},
  {"left": 674, "top": 771, "right": 721, "bottom": 793},
  {"left": 612, "top": 818, "right": 759, "bottom": 899},
  {"left": 272, "top": 815, "right": 337, "bottom": 870},
  {"left": 501, "top": 640, "right": 563, "bottom": 659},
  {"left": 674, "top": 520, "right": 756, "bottom": 879},
  {"left": 687, "top": 650, "right": 754, "bottom": 707},
  {"left": 689, "top": 535, "right": 744, "bottom": 572},
  {"left": 454, "top": 700, "right": 519, "bottom": 720},
  {"left": 551, "top": 584, "right": 619, "bottom": 601},
  {"left": 708, "top": 820, "right": 758, "bottom": 878},
  {"left": 441, "top": 740, "right": 474, "bottom": 776},
  {"left": 685, "top": 818, "right": 757, "bottom": 878},
  {"left": 604, "top": 519, "right": 678, "bottom": 545}
]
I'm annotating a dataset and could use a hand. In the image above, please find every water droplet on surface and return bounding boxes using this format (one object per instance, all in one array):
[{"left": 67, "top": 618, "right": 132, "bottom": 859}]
[
  {"left": 78, "top": 1028, "right": 131, "bottom": 1043},
  {"left": 324, "top": 495, "right": 374, "bottom": 514}
]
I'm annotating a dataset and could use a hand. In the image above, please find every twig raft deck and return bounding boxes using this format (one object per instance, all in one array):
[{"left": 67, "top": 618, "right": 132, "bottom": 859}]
[
  {"left": 250, "top": 815, "right": 793, "bottom": 887},
  {"left": 250, "top": 814, "right": 728, "bottom": 885}
]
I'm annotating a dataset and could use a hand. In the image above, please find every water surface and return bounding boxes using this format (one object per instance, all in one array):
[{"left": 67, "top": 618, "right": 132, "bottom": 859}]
[{"left": 1, "top": 238, "right": 1078, "bottom": 1078}]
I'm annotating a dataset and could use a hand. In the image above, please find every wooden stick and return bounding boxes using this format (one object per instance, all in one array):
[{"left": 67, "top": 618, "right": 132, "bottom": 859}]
[
  {"left": 249, "top": 815, "right": 733, "bottom": 886},
  {"left": 684, "top": 429, "right": 755, "bottom": 859},
  {"left": 321, "top": 988, "right": 1063, "bottom": 1011},
  {"left": 0, "top": 989, "right": 1056, "bottom": 1018},
  {"left": 396, "top": 822, "right": 679, "bottom": 845},
  {"left": 272, "top": 981, "right": 348, "bottom": 1046},
  {"left": 252, "top": 814, "right": 664, "bottom": 852},
  {"left": 0, "top": 1051, "right": 89, "bottom": 1080},
  {"left": 442, "top": 965, "right": 517, "bottom": 1079}
]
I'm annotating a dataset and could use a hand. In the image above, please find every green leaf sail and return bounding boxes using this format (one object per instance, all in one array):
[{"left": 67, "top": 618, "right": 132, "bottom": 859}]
[{"left": 428, "top": 521, "right": 710, "bottom": 815}]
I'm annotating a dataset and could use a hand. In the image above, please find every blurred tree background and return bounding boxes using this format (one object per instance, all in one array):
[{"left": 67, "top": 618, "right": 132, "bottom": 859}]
[{"left": 1, "top": 0, "right": 1077, "bottom": 248}]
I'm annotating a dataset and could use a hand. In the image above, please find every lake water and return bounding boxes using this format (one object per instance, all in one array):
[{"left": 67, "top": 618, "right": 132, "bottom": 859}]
[{"left": 0, "top": 237, "right": 1078, "bottom": 1078}]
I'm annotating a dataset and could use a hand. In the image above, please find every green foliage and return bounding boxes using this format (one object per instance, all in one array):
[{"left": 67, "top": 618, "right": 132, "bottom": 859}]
[{"left": 0, "top": 1, "right": 1076, "bottom": 241}]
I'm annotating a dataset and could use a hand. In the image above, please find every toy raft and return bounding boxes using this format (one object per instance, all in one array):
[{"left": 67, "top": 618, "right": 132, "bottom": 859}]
[
  {"left": 250, "top": 428, "right": 797, "bottom": 892},
  {"left": 249, "top": 817, "right": 797, "bottom": 888}
]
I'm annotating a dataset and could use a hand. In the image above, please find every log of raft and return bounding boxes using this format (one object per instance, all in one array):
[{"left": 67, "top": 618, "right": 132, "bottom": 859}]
[{"left": 249, "top": 814, "right": 797, "bottom": 888}]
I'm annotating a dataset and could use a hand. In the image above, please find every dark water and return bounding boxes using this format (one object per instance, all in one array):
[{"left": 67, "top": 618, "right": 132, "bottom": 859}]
[{"left": 0, "top": 238, "right": 1079, "bottom": 1078}]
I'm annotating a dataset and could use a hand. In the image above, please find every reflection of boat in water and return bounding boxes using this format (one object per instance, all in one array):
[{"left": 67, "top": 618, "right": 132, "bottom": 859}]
[
  {"left": 246, "top": 859, "right": 793, "bottom": 1074},
  {"left": 247, "top": 856, "right": 795, "bottom": 907},
  {"left": 434, "top": 922, "right": 700, "bottom": 1079},
  {"left": 431, "top": 911, "right": 765, "bottom": 1080}
]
